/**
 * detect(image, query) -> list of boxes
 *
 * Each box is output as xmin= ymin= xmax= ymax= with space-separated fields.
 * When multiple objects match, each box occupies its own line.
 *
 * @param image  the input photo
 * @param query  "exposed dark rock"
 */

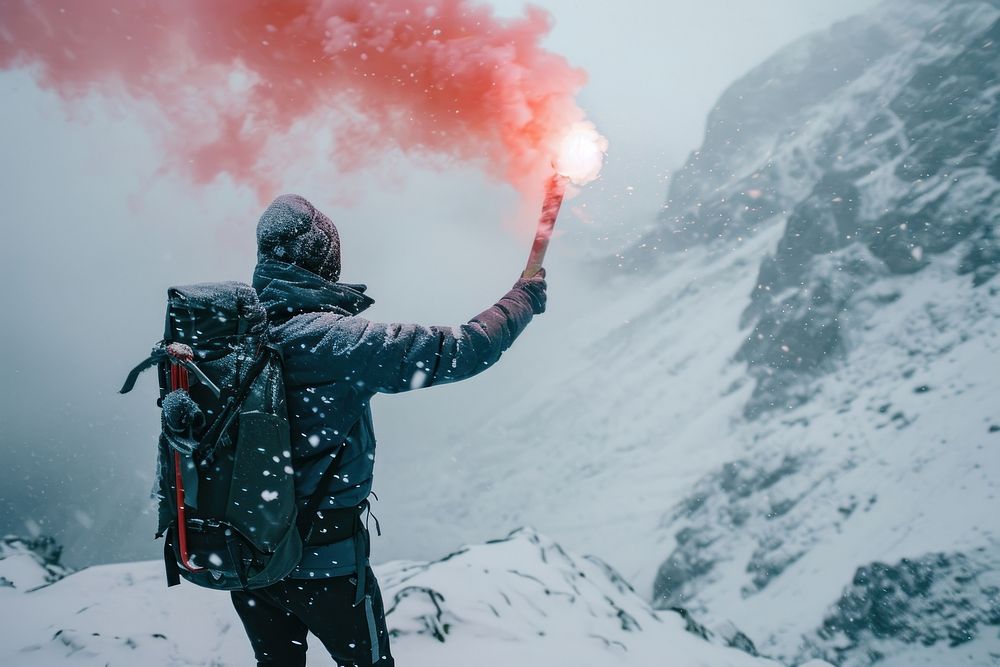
xmin=803 ymin=549 xmax=1000 ymax=666
xmin=2 ymin=535 xmax=61 ymax=567
xmin=959 ymin=222 xmax=1000 ymax=287
xmin=725 ymin=629 xmax=760 ymax=657
xmin=0 ymin=534 xmax=71 ymax=588
xmin=625 ymin=1 xmax=1000 ymax=417
xmin=653 ymin=528 xmax=718 ymax=607
xmin=670 ymin=606 xmax=712 ymax=642
xmin=670 ymin=607 xmax=762 ymax=658
xmin=744 ymin=538 xmax=805 ymax=594
xmin=654 ymin=454 xmax=812 ymax=606
xmin=718 ymin=456 xmax=802 ymax=499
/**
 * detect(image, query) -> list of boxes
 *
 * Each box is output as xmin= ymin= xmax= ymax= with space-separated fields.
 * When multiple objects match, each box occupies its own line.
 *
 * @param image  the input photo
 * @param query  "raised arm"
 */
xmin=279 ymin=273 xmax=547 ymax=393
xmin=373 ymin=272 xmax=547 ymax=393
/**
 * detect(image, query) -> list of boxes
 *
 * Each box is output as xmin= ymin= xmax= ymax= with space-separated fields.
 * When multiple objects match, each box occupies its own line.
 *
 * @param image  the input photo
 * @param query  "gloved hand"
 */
xmin=513 ymin=268 xmax=547 ymax=315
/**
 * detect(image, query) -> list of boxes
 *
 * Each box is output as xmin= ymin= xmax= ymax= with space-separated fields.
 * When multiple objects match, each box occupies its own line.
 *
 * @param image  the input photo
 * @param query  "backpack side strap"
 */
xmin=120 ymin=343 xmax=221 ymax=397
xmin=163 ymin=528 xmax=181 ymax=588
xmin=120 ymin=346 xmax=168 ymax=394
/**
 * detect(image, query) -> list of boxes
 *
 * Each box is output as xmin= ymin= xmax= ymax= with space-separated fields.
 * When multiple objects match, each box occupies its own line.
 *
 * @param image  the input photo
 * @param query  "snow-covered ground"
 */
xmin=0 ymin=530 xmax=798 ymax=667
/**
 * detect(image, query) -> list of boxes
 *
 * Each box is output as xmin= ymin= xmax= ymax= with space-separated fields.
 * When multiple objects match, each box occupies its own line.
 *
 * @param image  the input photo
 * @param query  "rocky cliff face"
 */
xmin=639 ymin=1 xmax=1000 ymax=664
xmin=804 ymin=549 xmax=1000 ymax=666
xmin=632 ymin=0 xmax=1000 ymax=419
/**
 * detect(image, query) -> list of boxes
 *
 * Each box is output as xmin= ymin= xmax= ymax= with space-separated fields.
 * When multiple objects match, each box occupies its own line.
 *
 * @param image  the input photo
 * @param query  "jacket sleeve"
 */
xmin=281 ymin=277 xmax=545 ymax=393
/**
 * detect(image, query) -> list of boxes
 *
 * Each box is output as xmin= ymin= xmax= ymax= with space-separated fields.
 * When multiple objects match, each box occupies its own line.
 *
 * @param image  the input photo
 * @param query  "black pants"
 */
xmin=231 ymin=568 xmax=394 ymax=667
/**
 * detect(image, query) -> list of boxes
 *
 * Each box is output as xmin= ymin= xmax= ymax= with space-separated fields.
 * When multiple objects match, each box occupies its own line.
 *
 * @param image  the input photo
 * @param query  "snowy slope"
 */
xmin=651 ymin=255 xmax=1000 ymax=664
xmin=0 ymin=530 xmax=795 ymax=667
xmin=379 ymin=1 xmax=1000 ymax=665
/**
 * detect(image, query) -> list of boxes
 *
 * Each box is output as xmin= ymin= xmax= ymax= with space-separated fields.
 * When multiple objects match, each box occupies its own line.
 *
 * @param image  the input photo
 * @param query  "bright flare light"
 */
xmin=553 ymin=121 xmax=608 ymax=185
xmin=521 ymin=121 xmax=606 ymax=278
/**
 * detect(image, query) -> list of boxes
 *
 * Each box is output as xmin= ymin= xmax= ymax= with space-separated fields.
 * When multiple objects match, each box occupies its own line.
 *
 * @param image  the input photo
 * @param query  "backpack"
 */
xmin=121 ymin=281 xmax=304 ymax=590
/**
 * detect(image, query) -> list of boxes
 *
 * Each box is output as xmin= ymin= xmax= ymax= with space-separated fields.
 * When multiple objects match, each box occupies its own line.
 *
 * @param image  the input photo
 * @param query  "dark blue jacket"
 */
xmin=251 ymin=261 xmax=544 ymax=576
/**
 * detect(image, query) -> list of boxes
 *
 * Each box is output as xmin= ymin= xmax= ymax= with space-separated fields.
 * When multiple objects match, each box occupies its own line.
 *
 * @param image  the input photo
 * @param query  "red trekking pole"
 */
xmin=167 ymin=342 xmax=204 ymax=573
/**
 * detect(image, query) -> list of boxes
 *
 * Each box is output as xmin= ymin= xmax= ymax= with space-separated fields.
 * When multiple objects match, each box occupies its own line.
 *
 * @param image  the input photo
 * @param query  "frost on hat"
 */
xmin=257 ymin=194 xmax=341 ymax=282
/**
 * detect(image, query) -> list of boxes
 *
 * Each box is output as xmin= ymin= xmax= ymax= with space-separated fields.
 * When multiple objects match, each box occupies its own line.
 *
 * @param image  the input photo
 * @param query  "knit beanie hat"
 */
xmin=256 ymin=194 xmax=341 ymax=282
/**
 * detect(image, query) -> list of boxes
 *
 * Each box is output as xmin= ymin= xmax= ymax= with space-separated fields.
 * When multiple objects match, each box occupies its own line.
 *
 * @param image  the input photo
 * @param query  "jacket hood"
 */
xmin=257 ymin=194 xmax=341 ymax=282
xmin=252 ymin=261 xmax=374 ymax=321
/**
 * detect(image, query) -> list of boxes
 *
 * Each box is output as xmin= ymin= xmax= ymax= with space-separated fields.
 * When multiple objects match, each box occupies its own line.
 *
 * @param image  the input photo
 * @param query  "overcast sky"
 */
xmin=0 ymin=0 xmax=880 ymax=567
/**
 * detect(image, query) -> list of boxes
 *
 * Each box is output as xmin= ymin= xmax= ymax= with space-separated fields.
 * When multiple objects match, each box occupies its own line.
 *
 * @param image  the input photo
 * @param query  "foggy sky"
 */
xmin=0 ymin=0 xmax=880 ymax=567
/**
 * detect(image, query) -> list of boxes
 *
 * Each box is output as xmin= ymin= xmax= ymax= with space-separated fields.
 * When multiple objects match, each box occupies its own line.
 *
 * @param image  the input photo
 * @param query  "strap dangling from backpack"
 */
xmin=163 ymin=529 xmax=181 ymax=588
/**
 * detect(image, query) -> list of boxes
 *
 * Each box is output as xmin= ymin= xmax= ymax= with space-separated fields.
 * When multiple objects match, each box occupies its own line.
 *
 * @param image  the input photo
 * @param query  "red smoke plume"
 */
xmin=0 ymin=0 xmax=600 ymax=199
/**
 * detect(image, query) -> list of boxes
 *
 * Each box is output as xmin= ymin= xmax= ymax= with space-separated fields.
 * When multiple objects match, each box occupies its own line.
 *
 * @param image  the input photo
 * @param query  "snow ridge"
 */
xmin=0 ymin=534 xmax=71 ymax=591
xmin=0 ymin=529 xmax=797 ymax=667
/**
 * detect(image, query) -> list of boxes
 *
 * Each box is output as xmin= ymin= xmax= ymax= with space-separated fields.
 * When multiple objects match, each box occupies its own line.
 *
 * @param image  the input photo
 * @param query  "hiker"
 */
xmin=229 ymin=194 xmax=547 ymax=666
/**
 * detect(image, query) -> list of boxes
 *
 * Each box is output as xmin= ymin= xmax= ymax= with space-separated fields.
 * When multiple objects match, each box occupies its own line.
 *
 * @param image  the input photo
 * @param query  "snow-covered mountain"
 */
xmin=8 ymin=1 xmax=995 ymax=665
xmin=0 ymin=530 xmax=798 ymax=667
xmin=633 ymin=0 xmax=1000 ymax=414
xmin=381 ymin=1 xmax=1000 ymax=665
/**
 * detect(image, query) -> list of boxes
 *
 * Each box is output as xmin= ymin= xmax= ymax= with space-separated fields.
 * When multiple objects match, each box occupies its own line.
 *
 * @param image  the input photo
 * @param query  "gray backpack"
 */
xmin=122 ymin=282 xmax=305 ymax=590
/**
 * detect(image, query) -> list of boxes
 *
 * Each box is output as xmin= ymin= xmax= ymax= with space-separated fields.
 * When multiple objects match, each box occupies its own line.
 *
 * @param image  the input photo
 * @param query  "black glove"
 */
xmin=513 ymin=268 xmax=547 ymax=315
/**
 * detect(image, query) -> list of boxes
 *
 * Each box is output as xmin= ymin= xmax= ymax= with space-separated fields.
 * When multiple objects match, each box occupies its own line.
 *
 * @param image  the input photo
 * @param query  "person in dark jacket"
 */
xmin=230 ymin=194 xmax=547 ymax=667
